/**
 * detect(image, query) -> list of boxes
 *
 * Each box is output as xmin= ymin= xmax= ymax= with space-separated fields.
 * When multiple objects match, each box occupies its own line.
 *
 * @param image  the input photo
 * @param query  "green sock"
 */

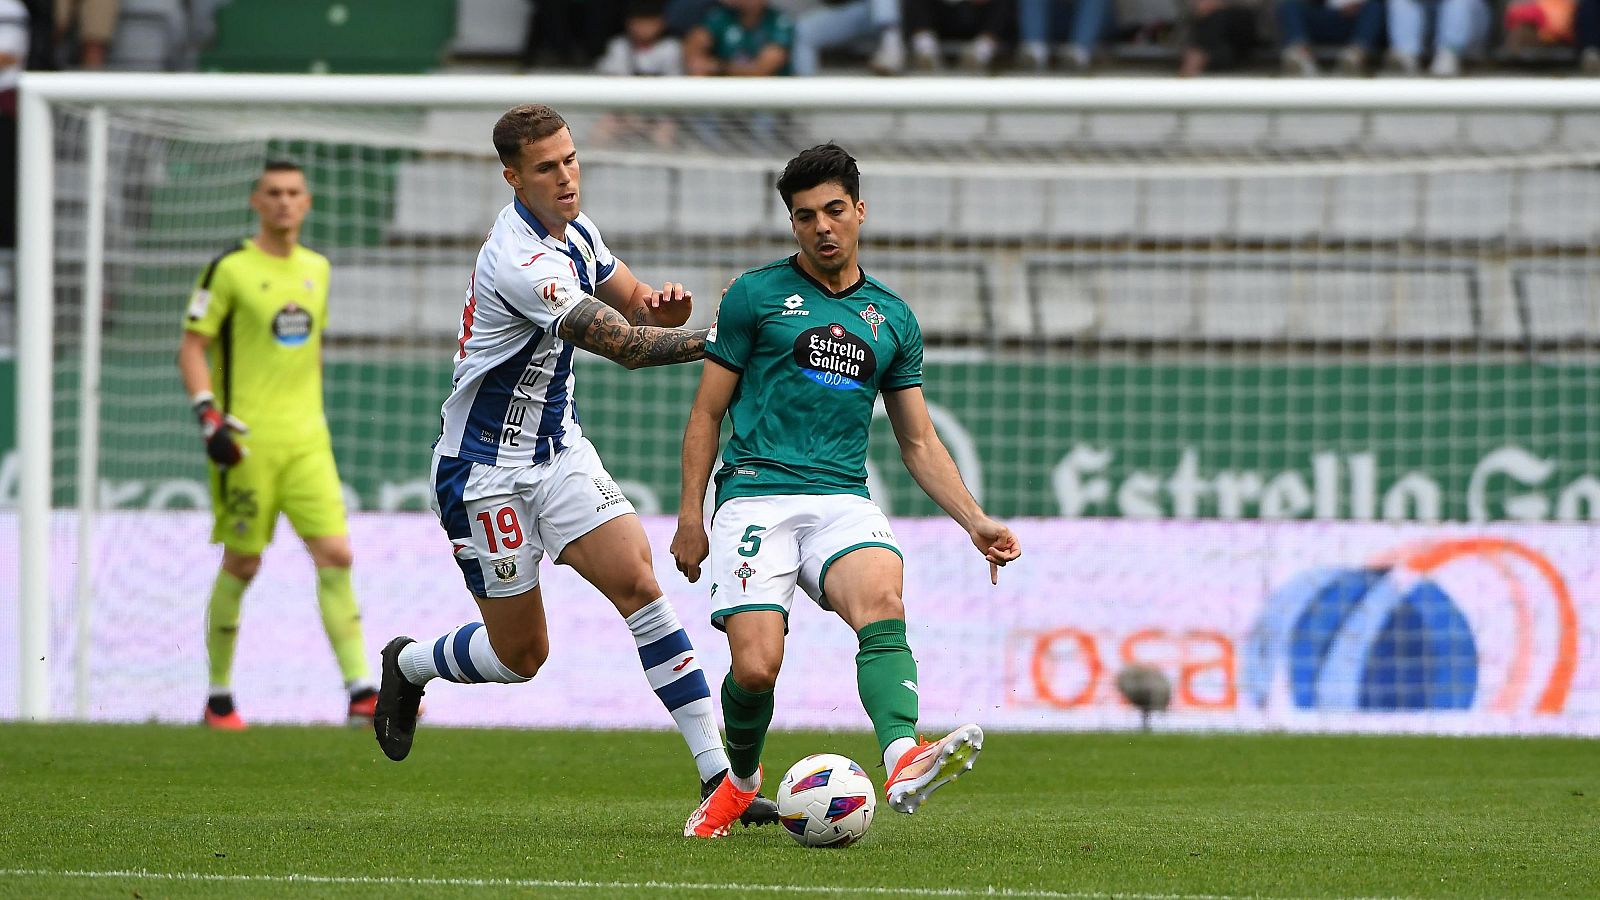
xmin=721 ymin=672 xmax=774 ymax=780
xmin=316 ymin=566 xmax=370 ymax=686
xmin=205 ymin=570 xmax=249 ymax=690
xmin=856 ymin=618 xmax=919 ymax=752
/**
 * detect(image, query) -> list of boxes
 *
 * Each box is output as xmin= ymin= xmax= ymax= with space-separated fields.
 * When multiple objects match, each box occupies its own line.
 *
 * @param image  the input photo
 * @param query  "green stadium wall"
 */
xmin=2 ymin=358 xmax=1596 ymax=522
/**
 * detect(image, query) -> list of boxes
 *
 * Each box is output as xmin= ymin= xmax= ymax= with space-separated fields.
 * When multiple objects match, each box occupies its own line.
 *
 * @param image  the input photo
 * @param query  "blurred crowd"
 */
xmin=550 ymin=0 xmax=1600 ymax=77
xmin=0 ymin=0 xmax=1591 ymax=85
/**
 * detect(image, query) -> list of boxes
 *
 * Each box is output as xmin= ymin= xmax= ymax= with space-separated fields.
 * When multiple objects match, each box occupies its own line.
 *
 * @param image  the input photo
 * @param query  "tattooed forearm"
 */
xmin=560 ymin=298 xmax=706 ymax=369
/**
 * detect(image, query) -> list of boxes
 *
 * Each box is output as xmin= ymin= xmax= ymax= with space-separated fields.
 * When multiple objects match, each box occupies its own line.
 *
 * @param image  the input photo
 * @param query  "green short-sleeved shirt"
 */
xmin=182 ymin=239 xmax=332 ymax=449
xmin=705 ymin=255 xmax=924 ymax=508
xmin=702 ymin=4 xmax=794 ymax=73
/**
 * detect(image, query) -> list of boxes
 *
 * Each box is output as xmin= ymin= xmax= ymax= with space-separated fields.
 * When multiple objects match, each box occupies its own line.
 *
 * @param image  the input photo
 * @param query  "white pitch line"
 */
xmin=0 ymin=868 xmax=1386 ymax=900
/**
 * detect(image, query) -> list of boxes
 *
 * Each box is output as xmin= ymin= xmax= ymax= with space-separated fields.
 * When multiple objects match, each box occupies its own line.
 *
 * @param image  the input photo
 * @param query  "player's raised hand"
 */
xmin=192 ymin=392 xmax=249 ymax=468
xmin=645 ymin=281 xmax=693 ymax=328
xmin=671 ymin=519 xmax=710 ymax=583
xmin=968 ymin=516 xmax=1020 ymax=585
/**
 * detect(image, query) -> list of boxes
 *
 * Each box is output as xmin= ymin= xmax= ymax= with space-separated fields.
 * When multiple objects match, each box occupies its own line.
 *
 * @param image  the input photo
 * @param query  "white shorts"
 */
xmin=707 ymin=493 xmax=901 ymax=630
xmin=431 ymin=436 xmax=636 ymax=598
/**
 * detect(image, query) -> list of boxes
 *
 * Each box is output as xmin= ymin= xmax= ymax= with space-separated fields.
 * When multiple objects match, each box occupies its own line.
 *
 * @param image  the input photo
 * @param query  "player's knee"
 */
xmin=224 ymin=554 xmax=262 ymax=582
xmin=320 ymin=545 xmax=354 ymax=569
xmin=611 ymin=568 xmax=665 ymax=616
xmin=731 ymin=656 xmax=781 ymax=694
xmin=866 ymin=590 xmax=905 ymax=623
xmin=501 ymin=638 xmax=548 ymax=679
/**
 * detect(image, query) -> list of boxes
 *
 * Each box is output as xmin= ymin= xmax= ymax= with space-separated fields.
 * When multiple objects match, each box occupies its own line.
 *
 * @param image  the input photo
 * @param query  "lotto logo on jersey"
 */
xmin=793 ymin=325 xmax=877 ymax=391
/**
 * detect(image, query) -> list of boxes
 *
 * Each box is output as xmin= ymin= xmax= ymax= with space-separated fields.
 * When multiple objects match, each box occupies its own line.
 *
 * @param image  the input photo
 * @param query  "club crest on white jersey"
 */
xmin=435 ymin=198 xmax=617 ymax=466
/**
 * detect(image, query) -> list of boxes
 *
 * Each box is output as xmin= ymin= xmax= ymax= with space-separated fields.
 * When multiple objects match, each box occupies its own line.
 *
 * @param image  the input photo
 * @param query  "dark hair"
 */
xmin=493 ymin=104 xmax=569 ymax=168
xmin=625 ymin=0 xmax=665 ymax=18
xmin=255 ymin=159 xmax=305 ymax=190
xmin=776 ymin=143 xmax=859 ymax=211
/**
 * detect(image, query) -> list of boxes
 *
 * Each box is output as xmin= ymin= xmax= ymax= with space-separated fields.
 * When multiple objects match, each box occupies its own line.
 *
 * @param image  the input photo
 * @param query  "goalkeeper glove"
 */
xmin=192 ymin=391 xmax=249 ymax=467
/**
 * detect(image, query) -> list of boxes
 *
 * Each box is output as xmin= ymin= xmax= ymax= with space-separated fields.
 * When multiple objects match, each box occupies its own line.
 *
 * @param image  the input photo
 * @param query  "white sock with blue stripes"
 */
xmin=627 ymin=598 xmax=729 ymax=782
xmin=397 ymin=622 xmax=529 ymax=686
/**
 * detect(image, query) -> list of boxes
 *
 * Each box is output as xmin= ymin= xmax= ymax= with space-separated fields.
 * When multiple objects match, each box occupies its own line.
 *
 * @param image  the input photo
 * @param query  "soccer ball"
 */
xmin=774 ymin=753 xmax=876 ymax=848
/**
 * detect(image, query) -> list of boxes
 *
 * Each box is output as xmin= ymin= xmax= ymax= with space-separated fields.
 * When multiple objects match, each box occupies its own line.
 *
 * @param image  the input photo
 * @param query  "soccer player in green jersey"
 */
xmin=673 ymin=143 xmax=1022 ymax=838
xmin=177 ymin=160 xmax=376 ymax=730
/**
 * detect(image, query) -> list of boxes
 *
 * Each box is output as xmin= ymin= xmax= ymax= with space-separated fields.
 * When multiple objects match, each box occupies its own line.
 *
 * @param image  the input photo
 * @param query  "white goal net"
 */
xmin=8 ymin=77 xmax=1599 ymax=733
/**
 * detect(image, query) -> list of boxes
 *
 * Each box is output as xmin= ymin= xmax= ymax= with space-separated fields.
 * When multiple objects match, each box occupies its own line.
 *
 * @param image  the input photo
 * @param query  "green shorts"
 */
xmin=210 ymin=441 xmax=347 ymax=554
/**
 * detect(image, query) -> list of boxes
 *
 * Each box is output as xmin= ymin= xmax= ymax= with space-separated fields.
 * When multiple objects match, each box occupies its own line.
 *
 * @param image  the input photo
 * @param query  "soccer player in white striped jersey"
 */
xmin=373 ymin=104 xmax=777 ymax=827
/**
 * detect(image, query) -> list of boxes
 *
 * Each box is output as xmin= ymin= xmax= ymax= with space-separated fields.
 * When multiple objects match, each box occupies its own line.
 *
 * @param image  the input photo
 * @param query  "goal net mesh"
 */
xmin=18 ymin=97 xmax=1600 ymax=728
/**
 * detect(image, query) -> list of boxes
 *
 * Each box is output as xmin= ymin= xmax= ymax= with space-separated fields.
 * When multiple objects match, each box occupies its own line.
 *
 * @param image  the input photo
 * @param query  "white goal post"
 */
xmin=12 ymin=74 xmax=1600 ymax=724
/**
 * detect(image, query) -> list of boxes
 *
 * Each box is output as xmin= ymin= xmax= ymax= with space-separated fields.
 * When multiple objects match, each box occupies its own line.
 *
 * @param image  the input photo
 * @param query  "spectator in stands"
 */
xmin=54 ymin=0 xmax=113 ymax=68
xmin=666 ymin=0 xmax=717 ymax=36
xmin=1017 ymin=0 xmax=1113 ymax=71
xmin=1385 ymin=0 xmax=1488 ymax=75
xmin=1277 ymin=0 xmax=1385 ymax=75
xmin=1502 ymin=0 xmax=1574 ymax=52
xmin=1581 ymin=0 xmax=1600 ymax=70
xmin=1 ymin=0 xmax=24 ymax=248
xmin=791 ymin=0 xmax=905 ymax=75
xmin=598 ymin=0 xmax=684 ymax=74
xmin=903 ymin=0 xmax=1014 ymax=72
xmin=683 ymin=0 xmax=794 ymax=75
xmin=522 ymin=0 xmax=623 ymax=68
xmin=22 ymin=0 xmax=48 ymax=68
xmin=1179 ymin=0 xmax=1261 ymax=74
xmin=594 ymin=0 xmax=682 ymax=146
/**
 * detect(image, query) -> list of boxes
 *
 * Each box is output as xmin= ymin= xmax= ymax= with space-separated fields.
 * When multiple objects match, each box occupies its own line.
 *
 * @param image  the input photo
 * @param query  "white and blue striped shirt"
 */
xmin=435 ymin=198 xmax=617 ymax=466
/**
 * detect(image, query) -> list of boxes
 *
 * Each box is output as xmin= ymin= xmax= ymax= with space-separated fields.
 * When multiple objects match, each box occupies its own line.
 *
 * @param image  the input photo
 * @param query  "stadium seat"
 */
xmin=201 ymin=0 xmax=455 ymax=73
xmin=1045 ymin=179 xmax=1140 ymax=239
xmin=1387 ymin=269 xmax=1479 ymax=340
xmin=1421 ymin=172 xmax=1514 ymax=243
xmin=866 ymin=260 xmax=989 ymax=344
xmin=389 ymin=159 xmax=510 ymax=240
xmin=1465 ymin=114 xmax=1554 ymax=151
xmin=963 ymin=178 xmax=1048 ymax=238
xmin=1183 ymin=114 xmax=1272 ymax=148
xmin=452 ymin=0 xmax=531 ymax=57
xmin=992 ymin=113 xmax=1084 ymax=145
xmin=1293 ymin=270 xmax=1398 ymax=342
xmin=1515 ymin=170 xmax=1600 ymax=246
xmin=578 ymin=164 xmax=674 ymax=237
xmin=329 ymin=255 xmax=467 ymax=339
xmin=1371 ymin=114 xmax=1461 ymax=149
xmin=1142 ymin=178 xmax=1231 ymax=241
xmin=893 ymin=112 xmax=991 ymax=145
xmin=1264 ymin=113 xmax=1364 ymax=150
xmin=866 ymin=175 xmax=956 ymax=239
xmin=675 ymin=168 xmax=777 ymax=238
xmin=1518 ymin=267 xmax=1600 ymax=341
xmin=1235 ymin=177 xmax=1327 ymax=242
xmin=1328 ymin=174 xmax=1420 ymax=242
xmin=1032 ymin=268 xmax=1097 ymax=340
xmin=1196 ymin=269 xmax=1293 ymax=340
xmin=1084 ymin=113 xmax=1182 ymax=145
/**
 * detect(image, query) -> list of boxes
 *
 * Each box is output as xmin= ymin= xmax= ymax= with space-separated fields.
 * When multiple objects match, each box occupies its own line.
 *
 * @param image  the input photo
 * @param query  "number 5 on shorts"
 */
xmin=738 ymin=524 xmax=766 ymax=557
xmin=475 ymin=506 xmax=525 ymax=554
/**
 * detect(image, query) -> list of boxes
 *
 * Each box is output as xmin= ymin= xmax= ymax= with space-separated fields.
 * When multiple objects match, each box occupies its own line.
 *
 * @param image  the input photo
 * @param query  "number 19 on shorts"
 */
xmin=475 ymin=506 xmax=524 ymax=554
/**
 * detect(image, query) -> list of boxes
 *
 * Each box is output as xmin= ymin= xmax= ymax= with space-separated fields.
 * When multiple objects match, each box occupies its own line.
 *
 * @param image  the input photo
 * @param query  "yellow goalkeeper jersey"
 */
xmin=182 ymin=239 xmax=332 ymax=448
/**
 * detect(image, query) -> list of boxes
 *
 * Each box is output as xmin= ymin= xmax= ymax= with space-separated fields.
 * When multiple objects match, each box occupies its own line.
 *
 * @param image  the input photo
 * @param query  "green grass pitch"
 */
xmin=0 ymin=724 xmax=1595 ymax=899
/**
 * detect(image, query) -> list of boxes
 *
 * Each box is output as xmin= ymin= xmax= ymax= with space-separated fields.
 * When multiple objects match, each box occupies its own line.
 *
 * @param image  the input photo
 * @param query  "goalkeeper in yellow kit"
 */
xmin=176 ymin=160 xmax=375 ymax=729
